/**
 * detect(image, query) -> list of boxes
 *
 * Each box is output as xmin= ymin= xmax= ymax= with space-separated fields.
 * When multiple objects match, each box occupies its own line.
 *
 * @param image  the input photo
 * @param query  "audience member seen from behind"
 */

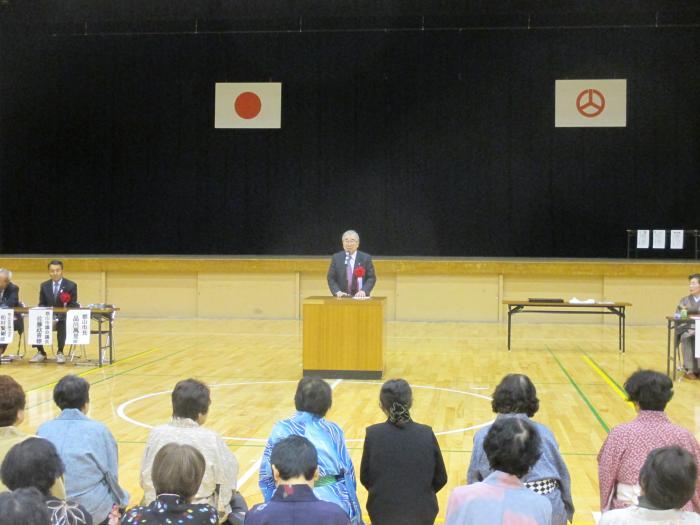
xmin=360 ymin=379 xmax=448 ymax=525
xmin=467 ymin=374 xmax=573 ymax=525
xmin=1 ymin=437 xmax=92 ymax=525
xmin=0 ymin=374 xmax=66 ymax=499
xmin=445 ymin=417 xmax=552 ymax=525
xmin=122 ymin=443 xmax=218 ymax=525
xmin=246 ymin=435 xmax=349 ymax=525
xmin=0 ymin=487 xmax=51 ymax=525
xmin=600 ymin=446 xmax=700 ymax=524
xmin=37 ymin=375 xmax=129 ymax=524
xmin=140 ymin=378 xmax=239 ymax=520
xmin=598 ymin=370 xmax=700 ymax=512
xmin=259 ymin=377 xmax=362 ymax=524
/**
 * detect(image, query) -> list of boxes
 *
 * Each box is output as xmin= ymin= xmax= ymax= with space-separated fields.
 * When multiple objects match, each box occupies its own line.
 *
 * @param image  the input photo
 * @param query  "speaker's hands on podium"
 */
xmin=355 ymin=290 xmax=367 ymax=298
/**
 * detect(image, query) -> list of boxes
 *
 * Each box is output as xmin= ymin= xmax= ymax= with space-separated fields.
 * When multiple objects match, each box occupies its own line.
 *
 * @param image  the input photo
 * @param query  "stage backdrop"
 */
xmin=0 ymin=3 xmax=698 ymax=257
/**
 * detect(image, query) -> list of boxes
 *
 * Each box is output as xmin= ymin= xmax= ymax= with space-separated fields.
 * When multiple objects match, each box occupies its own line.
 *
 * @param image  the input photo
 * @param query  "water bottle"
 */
xmin=681 ymin=307 xmax=688 ymax=320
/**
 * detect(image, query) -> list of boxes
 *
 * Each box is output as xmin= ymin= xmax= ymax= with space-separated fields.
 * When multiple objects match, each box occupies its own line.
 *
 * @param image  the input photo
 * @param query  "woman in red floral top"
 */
xmin=597 ymin=370 xmax=700 ymax=513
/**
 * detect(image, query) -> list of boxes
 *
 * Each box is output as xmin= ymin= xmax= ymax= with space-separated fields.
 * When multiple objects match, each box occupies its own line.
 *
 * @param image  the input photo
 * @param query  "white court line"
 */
xmin=236 ymin=378 xmax=344 ymax=490
xmin=237 ymin=460 xmax=262 ymax=490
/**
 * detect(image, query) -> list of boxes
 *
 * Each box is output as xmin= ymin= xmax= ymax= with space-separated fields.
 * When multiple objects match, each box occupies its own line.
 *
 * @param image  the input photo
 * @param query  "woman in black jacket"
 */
xmin=360 ymin=379 xmax=448 ymax=525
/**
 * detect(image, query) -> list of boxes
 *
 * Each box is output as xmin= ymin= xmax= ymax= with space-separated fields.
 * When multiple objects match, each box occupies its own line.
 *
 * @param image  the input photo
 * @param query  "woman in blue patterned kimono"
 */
xmin=467 ymin=374 xmax=574 ymax=525
xmin=259 ymin=378 xmax=363 ymax=525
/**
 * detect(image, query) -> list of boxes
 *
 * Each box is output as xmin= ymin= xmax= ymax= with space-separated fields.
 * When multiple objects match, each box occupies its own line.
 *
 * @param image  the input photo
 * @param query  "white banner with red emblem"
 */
xmin=555 ymin=79 xmax=627 ymax=128
xmin=28 ymin=308 xmax=53 ymax=346
xmin=215 ymin=83 xmax=282 ymax=129
xmin=0 ymin=309 xmax=14 ymax=345
xmin=65 ymin=309 xmax=91 ymax=345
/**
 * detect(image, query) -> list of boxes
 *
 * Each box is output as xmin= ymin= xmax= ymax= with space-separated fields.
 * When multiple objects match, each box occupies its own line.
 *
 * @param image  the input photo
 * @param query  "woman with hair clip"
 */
xmin=360 ymin=379 xmax=448 ymax=525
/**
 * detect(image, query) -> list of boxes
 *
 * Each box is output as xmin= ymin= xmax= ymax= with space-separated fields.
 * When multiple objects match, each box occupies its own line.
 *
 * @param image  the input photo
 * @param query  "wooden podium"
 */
xmin=302 ymin=296 xmax=385 ymax=379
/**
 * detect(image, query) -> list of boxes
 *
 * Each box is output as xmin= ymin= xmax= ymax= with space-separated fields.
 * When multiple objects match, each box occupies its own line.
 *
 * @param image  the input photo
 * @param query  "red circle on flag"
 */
xmin=234 ymin=92 xmax=262 ymax=119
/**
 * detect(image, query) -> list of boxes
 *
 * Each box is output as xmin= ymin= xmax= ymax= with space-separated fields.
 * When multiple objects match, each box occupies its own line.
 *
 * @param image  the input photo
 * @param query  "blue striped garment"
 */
xmin=258 ymin=411 xmax=363 ymax=525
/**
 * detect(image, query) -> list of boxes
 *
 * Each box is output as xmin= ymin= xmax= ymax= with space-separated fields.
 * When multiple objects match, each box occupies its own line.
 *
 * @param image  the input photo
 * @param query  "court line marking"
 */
xmin=546 ymin=346 xmax=610 ymax=433
xmin=236 ymin=378 xmax=344 ymax=490
xmin=25 ymin=345 xmax=199 ymax=411
xmin=581 ymin=355 xmax=635 ymax=410
xmin=116 ymin=380 xmax=493 ymax=442
xmin=24 ymin=345 xmax=167 ymax=395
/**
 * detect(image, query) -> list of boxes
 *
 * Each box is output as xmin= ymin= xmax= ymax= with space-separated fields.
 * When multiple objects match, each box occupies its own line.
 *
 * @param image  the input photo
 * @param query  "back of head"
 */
xmin=1 ymin=437 xmax=65 ymax=496
xmin=152 ymin=443 xmax=206 ymax=502
xmin=379 ymin=379 xmax=413 ymax=427
xmin=0 ymin=375 xmax=26 ymax=427
xmin=640 ymin=446 xmax=697 ymax=510
xmin=172 ymin=378 xmax=211 ymax=420
xmin=491 ymin=374 xmax=539 ymax=417
xmin=53 ymin=375 xmax=90 ymax=411
xmin=0 ymin=488 xmax=50 ymax=525
xmin=270 ymin=435 xmax=318 ymax=482
xmin=484 ymin=417 xmax=542 ymax=478
xmin=624 ymin=370 xmax=673 ymax=411
xmin=294 ymin=377 xmax=332 ymax=418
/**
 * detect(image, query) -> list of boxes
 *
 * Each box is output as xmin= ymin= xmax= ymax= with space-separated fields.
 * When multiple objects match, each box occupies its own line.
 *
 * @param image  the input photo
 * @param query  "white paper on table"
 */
xmin=65 ymin=309 xmax=91 ymax=345
xmin=28 ymin=307 xmax=53 ymax=346
xmin=569 ymin=298 xmax=596 ymax=304
xmin=652 ymin=229 xmax=666 ymax=249
xmin=636 ymin=229 xmax=649 ymax=249
xmin=670 ymin=229 xmax=684 ymax=249
xmin=0 ymin=309 xmax=14 ymax=345
xmin=695 ymin=320 xmax=699 ymax=359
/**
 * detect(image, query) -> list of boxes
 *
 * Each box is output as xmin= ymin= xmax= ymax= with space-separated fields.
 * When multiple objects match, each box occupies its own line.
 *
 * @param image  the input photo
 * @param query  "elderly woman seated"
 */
xmin=446 ymin=417 xmax=552 ymax=525
xmin=0 ymin=375 xmax=65 ymax=498
xmin=37 ymin=375 xmax=129 ymax=524
xmin=600 ymin=446 xmax=700 ymax=524
xmin=1 ymin=437 xmax=92 ymax=525
xmin=259 ymin=377 xmax=363 ymax=525
xmin=467 ymin=374 xmax=573 ymax=525
xmin=123 ymin=443 xmax=218 ymax=525
xmin=598 ymin=370 xmax=700 ymax=512
xmin=0 ymin=488 xmax=51 ymax=525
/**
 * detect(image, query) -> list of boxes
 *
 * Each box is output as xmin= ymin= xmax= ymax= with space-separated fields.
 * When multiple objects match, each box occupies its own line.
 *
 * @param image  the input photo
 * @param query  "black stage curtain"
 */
xmin=0 ymin=26 xmax=698 ymax=256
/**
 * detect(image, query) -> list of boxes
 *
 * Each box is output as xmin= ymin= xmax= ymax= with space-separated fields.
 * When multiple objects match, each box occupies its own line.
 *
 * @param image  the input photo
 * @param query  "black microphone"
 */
xmin=344 ymin=251 xmax=350 ymax=266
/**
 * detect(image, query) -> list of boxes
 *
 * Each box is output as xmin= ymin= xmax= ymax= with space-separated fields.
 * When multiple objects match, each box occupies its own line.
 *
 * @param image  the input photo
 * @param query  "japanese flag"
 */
xmin=555 ymin=79 xmax=626 ymax=128
xmin=215 ymin=83 xmax=282 ymax=129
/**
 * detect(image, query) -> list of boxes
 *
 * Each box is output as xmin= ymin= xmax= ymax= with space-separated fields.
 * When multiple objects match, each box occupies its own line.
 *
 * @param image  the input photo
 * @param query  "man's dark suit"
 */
xmin=36 ymin=278 xmax=79 ymax=353
xmin=0 ymin=282 xmax=24 ymax=351
xmin=327 ymin=250 xmax=376 ymax=296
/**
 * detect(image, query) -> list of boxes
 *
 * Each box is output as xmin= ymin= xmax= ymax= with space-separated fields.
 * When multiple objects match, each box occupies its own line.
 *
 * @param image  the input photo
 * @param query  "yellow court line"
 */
xmin=25 ymin=346 xmax=163 ymax=394
xmin=582 ymin=355 xmax=635 ymax=410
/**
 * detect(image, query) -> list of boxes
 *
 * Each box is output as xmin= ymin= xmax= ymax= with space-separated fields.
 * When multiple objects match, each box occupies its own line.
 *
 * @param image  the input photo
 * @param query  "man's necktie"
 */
xmin=346 ymin=258 xmax=353 ymax=294
xmin=53 ymin=282 xmax=59 ymax=298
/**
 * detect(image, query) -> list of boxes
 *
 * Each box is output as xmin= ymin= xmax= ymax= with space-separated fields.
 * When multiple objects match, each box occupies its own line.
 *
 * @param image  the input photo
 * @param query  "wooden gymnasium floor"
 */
xmin=4 ymin=319 xmax=696 ymax=524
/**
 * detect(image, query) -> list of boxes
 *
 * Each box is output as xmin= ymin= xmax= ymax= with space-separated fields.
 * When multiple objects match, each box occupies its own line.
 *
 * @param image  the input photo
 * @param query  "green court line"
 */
xmin=27 ymin=346 xmax=192 ymax=411
xmin=546 ymin=346 xmax=609 ymax=433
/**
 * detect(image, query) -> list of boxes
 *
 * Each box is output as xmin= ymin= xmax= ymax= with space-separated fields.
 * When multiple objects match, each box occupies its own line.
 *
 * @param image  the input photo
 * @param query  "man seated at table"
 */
xmin=327 ymin=230 xmax=376 ymax=298
xmin=678 ymin=273 xmax=700 ymax=380
xmin=29 ymin=260 xmax=79 ymax=364
xmin=0 ymin=269 xmax=23 ymax=361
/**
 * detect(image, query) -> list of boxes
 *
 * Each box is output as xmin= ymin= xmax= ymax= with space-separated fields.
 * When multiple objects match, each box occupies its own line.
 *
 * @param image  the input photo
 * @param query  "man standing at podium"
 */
xmin=327 ymin=230 xmax=376 ymax=298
